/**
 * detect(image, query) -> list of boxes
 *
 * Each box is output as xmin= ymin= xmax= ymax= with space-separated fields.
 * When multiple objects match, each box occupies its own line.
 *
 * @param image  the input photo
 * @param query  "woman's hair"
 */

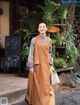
xmin=38 ymin=23 xmax=47 ymax=28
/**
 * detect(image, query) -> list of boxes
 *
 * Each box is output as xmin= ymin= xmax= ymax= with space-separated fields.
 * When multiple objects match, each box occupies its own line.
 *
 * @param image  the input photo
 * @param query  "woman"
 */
xmin=25 ymin=23 xmax=55 ymax=105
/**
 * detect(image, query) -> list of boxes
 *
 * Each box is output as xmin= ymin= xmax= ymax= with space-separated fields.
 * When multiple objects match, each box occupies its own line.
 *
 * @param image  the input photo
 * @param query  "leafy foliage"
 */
xmin=54 ymin=57 xmax=66 ymax=69
xmin=14 ymin=29 xmax=38 ymax=61
xmin=14 ymin=0 xmax=79 ymax=69
xmin=37 ymin=0 xmax=61 ymax=26
xmin=64 ymin=30 xmax=79 ymax=66
xmin=14 ymin=8 xmax=43 ymax=61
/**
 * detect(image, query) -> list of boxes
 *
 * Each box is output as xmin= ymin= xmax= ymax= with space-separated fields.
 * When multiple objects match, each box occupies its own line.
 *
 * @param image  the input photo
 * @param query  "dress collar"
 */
xmin=39 ymin=34 xmax=47 ymax=39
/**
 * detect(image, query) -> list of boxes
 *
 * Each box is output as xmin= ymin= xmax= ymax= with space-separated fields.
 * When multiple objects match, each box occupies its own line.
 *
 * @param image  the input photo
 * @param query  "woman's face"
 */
xmin=38 ymin=23 xmax=47 ymax=34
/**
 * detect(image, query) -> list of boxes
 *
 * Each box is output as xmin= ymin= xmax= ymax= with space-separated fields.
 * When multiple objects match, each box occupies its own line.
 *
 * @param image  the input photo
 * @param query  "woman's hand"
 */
xmin=30 ymin=67 xmax=34 ymax=73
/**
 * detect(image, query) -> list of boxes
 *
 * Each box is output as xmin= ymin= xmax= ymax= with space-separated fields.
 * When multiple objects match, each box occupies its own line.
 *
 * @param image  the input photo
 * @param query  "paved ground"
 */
xmin=0 ymin=73 xmax=80 ymax=105
xmin=18 ymin=91 xmax=80 ymax=105
xmin=0 ymin=73 xmax=28 ymax=96
xmin=55 ymin=91 xmax=80 ymax=105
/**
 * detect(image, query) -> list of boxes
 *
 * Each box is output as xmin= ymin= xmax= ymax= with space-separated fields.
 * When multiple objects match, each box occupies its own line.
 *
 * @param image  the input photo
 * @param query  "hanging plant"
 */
xmin=0 ymin=8 xmax=3 ymax=15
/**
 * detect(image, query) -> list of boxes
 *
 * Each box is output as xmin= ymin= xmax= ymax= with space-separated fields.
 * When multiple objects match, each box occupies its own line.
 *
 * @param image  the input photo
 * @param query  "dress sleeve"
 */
xmin=27 ymin=38 xmax=35 ymax=69
xmin=49 ymin=42 xmax=53 ymax=66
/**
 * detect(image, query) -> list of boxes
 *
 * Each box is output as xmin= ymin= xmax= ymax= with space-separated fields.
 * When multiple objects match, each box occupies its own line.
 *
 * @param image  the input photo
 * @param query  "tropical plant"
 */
xmin=14 ymin=9 xmax=42 ymax=61
xmin=52 ymin=33 xmax=65 ymax=46
xmin=14 ymin=28 xmax=36 ymax=61
xmin=64 ymin=29 xmax=79 ymax=66
xmin=57 ymin=5 xmax=68 ymax=24
xmin=37 ymin=0 xmax=68 ymax=27
xmin=37 ymin=0 xmax=61 ymax=27
xmin=21 ymin=41 xmax=29 ymax=61
xmin=18 ymin=0 xmax=68 ymax=62
xmin=54 ymin=57 xmax=66 ymax=69
xmin=14 ymin=0 xmax=79 ymax=70
xmin=51 ymin=27 xmax=80 ymax=69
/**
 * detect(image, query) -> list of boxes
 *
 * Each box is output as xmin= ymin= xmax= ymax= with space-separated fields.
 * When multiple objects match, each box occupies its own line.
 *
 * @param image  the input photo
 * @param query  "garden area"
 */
xmin=14 ymin=0 xmax=80 ymax=91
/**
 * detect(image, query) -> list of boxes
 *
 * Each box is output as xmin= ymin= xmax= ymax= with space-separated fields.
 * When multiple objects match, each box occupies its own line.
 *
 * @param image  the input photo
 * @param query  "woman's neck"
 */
xmin=39 ymin=33 xmax=46 ymax=37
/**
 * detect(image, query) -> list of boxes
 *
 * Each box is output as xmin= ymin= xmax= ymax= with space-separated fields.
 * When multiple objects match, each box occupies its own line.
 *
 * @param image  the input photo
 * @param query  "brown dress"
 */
xmin=25 ymin=36 xmax=55 ymax=105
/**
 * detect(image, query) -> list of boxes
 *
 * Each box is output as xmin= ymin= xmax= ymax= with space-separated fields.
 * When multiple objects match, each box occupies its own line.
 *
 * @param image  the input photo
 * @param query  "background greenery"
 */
xmin=14 ymin=0 xmax=79 ymax=70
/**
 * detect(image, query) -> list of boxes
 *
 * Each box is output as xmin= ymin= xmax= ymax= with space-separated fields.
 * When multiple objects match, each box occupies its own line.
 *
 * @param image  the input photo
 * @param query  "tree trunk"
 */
xmin=67 ymin=4 xmax=75 ymax=30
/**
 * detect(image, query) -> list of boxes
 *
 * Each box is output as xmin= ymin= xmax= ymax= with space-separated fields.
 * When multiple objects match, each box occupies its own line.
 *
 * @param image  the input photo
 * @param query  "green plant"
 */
xmin=21 ymin=41 xmax=29 ymax=61
xmin=52 ymin=33 xmax=65 ymax=46
xmin=37 ymin=0 xmax=61 ymax=27
xmin=14 ymin=0 xmax=79 ymax=69
xmin=17 ymin=0 xmax=68 ymax=62
xmin=56 ymin=5 xmax=68 ymax=24
xmin=64 ymin=29 xmax=79 ymax=66
xmin=37 ymin=0 xmax=68 ymax=27
xmin=54 ymin=57 xmax=66 ymax=69
xmin=14 ymin=28 xmax=37 ymax=61
xmin=14 ymin=8 xmax=42 ymax=61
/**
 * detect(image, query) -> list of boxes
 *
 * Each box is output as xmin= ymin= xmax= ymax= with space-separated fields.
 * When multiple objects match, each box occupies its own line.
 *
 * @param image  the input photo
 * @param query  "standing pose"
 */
xmin=25 ymin=23 xmax=55 ymax=105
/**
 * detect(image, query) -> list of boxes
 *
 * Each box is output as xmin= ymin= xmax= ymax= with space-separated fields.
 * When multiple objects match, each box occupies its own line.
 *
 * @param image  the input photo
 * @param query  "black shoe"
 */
xmin=25 ymin=98 xmax=29 ymax=105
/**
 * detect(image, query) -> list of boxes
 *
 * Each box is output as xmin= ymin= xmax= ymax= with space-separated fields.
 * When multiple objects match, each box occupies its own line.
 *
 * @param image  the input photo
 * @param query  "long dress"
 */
xmin=25 ymin=35 xmax=55 ymax=105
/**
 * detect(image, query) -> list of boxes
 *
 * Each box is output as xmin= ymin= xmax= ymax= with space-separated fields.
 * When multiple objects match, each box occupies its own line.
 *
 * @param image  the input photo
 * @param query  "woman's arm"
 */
xmin=49 ymin=42 xmax=53 ymax=66
xmin=27 ymin=38 xmax=35 ymax=72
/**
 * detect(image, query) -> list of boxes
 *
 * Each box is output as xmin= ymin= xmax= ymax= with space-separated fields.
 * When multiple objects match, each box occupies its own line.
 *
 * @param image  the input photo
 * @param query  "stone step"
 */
xmin=0 ymin=73 xmax=28 ymax=105
xmin=0 ymin=88 xmax=26 ymax=105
